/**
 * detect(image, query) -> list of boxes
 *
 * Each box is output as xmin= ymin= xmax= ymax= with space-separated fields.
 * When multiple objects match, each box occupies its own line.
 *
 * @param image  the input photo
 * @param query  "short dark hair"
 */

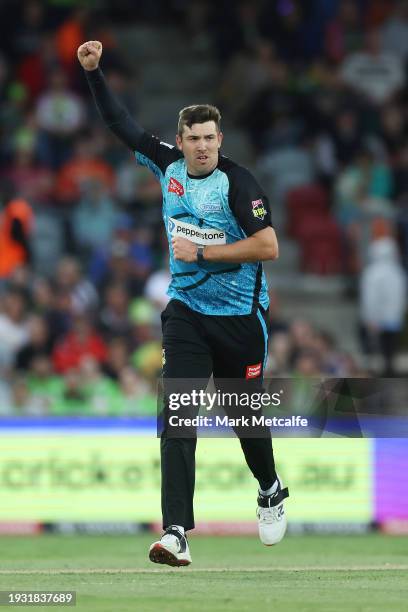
xmin=178 ymin=104 xmax=221 ymax=137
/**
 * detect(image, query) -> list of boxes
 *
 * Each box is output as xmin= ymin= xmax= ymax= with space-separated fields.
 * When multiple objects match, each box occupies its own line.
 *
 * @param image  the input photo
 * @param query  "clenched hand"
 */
xmin=77 ymin=40 xmax=103 ymax=71
xmin=171 ymin=238 xmax=198 ymax=262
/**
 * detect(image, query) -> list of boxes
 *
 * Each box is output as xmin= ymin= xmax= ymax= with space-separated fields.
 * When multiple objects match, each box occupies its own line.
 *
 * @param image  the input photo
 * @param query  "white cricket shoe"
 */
xmin=149 ymin=526 xmax=192 ymax=567
xmin=257 ymin=476 xmax=289 ymax=546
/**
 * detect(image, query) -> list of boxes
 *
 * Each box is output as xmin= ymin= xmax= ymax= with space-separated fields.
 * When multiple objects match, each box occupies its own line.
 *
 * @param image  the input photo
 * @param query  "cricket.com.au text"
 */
xmin=167 ymin=390 xmax=308 ymax=428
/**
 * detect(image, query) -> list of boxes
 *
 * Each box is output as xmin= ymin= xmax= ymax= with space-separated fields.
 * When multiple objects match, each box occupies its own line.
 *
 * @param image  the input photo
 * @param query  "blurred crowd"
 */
xmin=0 ymin=0 xmax=408 ymax=416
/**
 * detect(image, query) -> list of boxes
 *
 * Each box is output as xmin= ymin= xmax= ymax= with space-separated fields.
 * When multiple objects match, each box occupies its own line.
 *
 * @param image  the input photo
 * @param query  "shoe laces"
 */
xmin=161 ymin=533 xmax=181 ymax=550
xmin=257 ymin=504 xmax=284 ymax=523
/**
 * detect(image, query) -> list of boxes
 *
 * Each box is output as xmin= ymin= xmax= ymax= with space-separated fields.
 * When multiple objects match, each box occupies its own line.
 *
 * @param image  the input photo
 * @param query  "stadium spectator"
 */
xmin=288 ymin=319 xmax=315 ymax=366
xmin=127 ymin=224 xmax=155 ymax=289
xmin=208 ymin=0 xmax=262 ymax=64
xmin=27 ymin=354 xmax=63 ymax=414
xmin=9 ymin=0 xmax=46 ymax=64
xmin=329 ymin=107 xmax=364 ymax=168
xmin=119 ymin=164 xmax=162 ymax=223
xmin=105 ymin=68 xmax=138 ymax=119
xmin=310 ymin=329 xmax=352 ymax=376
xmin=36 ymin=68 xmax=86 ymax=169
xmin=360 ymin=236 xmax=407 ymax=376
xmin=118 ymin=366 xmax=156 ymax=415
xmin=116 ymin=158 xmax=147 ymax=207
xmin=0 ymin=74 xmax=30 ymax=162
xmin=3 ymin=144 xmax=54 ymax=206
xmin=240 ymin=57 xmax=295 ymax=154
xmin=9 ymin=109 xmax=39 ymax=162
xmin=55 ymin=132 xmax=114 ymax=204
xmin=131 ymin=340 xmax=162 ymax=384
xmin=325 ymin=0 xmax=363 ymax=63
xmin=266 ymin=331 xmax=292 ymax=376
xmin=0 ymin=287 xmax=29 ymax=376
xmin=217 ymin=40 xmax=277 ymax=123
xmin=31 ymin=277 xmax=54 ymax=314
xmin=52 ymin=312 xmax=107 ymax=374
xmin=340 ymin=29 xmax=405 ymax=105
xmin=88 ymin=219 xmax=154 ymax=295
xmin=256 ymin=138 xmax=315 ymax=208
xmin=334 ymin=147 xmax=394 ymax=271
xmin=0 ymin=51 xmax=7 ymax=97
xmin=335 ymin=148 xmax=394 ymax=228
xmin=6 ymin=374 xmax=45 ymax=416
xmin=55 ymin=7 xmax=89 ymax=78
xmin=15 ymin=313 xmax=53 ymax=371
xmin=98 ymin=282 xmax=132 ymax=339
xmin=0 ymin=378 xmax=13 ymax=415
xmin=377 ymin=104 xmax=407 ymax=160
xmin=267 ymin=289 xmax=288 ymax=336
xmin=393 ymin=145 xmax=408 ymax=269
xmin=381 ymin=0 xmax=408 ymax=61
xmin=366 ymin=0 xmax=396 ymax=27
xmin=79 ymin=356 xmax=121 ymax=416
xmin=102 ymin=336 xmax=131 ymax=381
xmin=393 ymin=145 xmax=408 ymax=204
xmin=40 ymin=288 xmax=72 ymax=346
xmin=72 ymin=178 xmax=116 ymax=255
xmin=144 ymin=264 xmax=171 ymax=310
xmin=0 ymin=197 xmax=34 ymax=280
xmin=17 ymin=33 xmax=59 ymax=101
xmin=258 ymin=0 xmax=306 ymax=63
xmin=293 ymin=348 xmax=322 ymax=377
xmin=89 ymin=238 xmax=131 ymax=292
xmin=54 ymin=256 xmax=98 ymax=314
xmin=51 ymin=368 xmax=87 ymax=415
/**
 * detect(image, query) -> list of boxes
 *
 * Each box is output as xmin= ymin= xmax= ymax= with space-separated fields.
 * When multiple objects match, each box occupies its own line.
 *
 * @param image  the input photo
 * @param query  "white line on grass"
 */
xmin=0 ymin=566 xmax=407 ymax=574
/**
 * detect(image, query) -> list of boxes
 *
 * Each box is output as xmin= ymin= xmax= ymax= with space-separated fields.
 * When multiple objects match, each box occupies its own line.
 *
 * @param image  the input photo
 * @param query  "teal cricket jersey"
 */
xmin=135 ymin=133 xmax=272 ymax=315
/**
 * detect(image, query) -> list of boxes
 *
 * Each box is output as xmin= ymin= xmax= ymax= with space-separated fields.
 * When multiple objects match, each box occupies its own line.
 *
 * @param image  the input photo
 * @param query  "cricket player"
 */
xmin=78 ymin=40 xmax=289 ymax=567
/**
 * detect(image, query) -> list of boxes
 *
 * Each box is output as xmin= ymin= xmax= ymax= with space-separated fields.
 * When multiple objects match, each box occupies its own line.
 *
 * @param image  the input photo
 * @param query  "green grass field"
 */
xmin=0 ymin=533 xmax=407 ymax=611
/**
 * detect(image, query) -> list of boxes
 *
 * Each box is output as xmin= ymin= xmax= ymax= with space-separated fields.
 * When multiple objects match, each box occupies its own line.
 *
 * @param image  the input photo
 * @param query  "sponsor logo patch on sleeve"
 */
xmin=251 ymin=199 xmax=266 ymax=221
xmin=168 ymin=177 xmax=185 ymax=196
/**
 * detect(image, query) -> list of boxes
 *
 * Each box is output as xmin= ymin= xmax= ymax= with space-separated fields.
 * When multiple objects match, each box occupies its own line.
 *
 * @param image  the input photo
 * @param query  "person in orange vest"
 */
xmin=0 ymin=196 xmax=34 ymax=279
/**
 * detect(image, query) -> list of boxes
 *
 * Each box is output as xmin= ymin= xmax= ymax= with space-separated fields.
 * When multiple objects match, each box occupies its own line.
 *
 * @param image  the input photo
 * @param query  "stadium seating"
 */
xmin=297 ymin=213 xmax=344 ymax=275
xmin=286 ymin=184 xmax=330 ymax=240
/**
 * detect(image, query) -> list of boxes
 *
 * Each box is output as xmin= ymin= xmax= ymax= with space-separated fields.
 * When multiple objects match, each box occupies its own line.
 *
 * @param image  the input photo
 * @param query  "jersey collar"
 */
xmin=187 ymin=154 xmax=221 ymax=180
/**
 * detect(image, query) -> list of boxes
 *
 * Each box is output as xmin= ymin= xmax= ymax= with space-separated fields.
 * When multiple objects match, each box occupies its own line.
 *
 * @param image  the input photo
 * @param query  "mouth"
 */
xmin=196 ymin=155 xmax=208 ymax=162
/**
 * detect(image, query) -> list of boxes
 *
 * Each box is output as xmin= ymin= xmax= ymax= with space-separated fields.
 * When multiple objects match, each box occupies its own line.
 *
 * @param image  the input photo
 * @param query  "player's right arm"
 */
xmin=77 ymin=40 xmax=181 ymax=172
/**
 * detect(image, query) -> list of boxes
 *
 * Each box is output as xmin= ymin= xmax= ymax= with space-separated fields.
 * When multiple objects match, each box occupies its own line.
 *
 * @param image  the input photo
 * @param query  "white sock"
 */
xmin=260 ymin=479 xmax=278 ymax=496
xmin=171 ymin=525 xmax=185 ymax=535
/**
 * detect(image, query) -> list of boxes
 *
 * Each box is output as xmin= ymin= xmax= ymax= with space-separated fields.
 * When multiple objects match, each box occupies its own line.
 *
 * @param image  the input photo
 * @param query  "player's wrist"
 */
xmin=196 ymin=245 xmax=206 ymax=263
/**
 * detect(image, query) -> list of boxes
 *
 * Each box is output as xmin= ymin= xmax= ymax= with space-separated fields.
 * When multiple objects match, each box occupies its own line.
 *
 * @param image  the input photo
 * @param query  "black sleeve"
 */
xmin=227 ymin=166 xmax=273 ymax=236
xmin=85 ymin=68 xmax=181 ymax=174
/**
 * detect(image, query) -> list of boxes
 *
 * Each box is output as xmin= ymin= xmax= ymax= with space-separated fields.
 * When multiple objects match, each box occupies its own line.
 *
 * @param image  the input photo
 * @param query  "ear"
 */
xmin=218 ymin=131 xmax=223 ymax=149
xmin=176 ymin=134 xmax=182 ymax=151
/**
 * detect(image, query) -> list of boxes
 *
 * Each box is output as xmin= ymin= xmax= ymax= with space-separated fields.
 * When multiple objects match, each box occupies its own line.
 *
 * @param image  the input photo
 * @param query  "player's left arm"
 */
xmin=202 ymin=226 xmax=278 ymax=263
xmin=172 ymin=226 xmax=278 ymax=263
xmin=172 ymin=166 xmax=278 ymax=263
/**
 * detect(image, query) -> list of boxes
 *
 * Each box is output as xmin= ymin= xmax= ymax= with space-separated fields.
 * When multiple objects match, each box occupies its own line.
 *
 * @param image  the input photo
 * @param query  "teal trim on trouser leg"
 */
xmin=256 ymin=309 xmax=268 ymax=372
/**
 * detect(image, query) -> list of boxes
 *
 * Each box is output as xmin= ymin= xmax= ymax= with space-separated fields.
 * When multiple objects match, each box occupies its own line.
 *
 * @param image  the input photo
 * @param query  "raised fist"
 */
xmin=77 ymin=40 xmax=103 ymax=71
